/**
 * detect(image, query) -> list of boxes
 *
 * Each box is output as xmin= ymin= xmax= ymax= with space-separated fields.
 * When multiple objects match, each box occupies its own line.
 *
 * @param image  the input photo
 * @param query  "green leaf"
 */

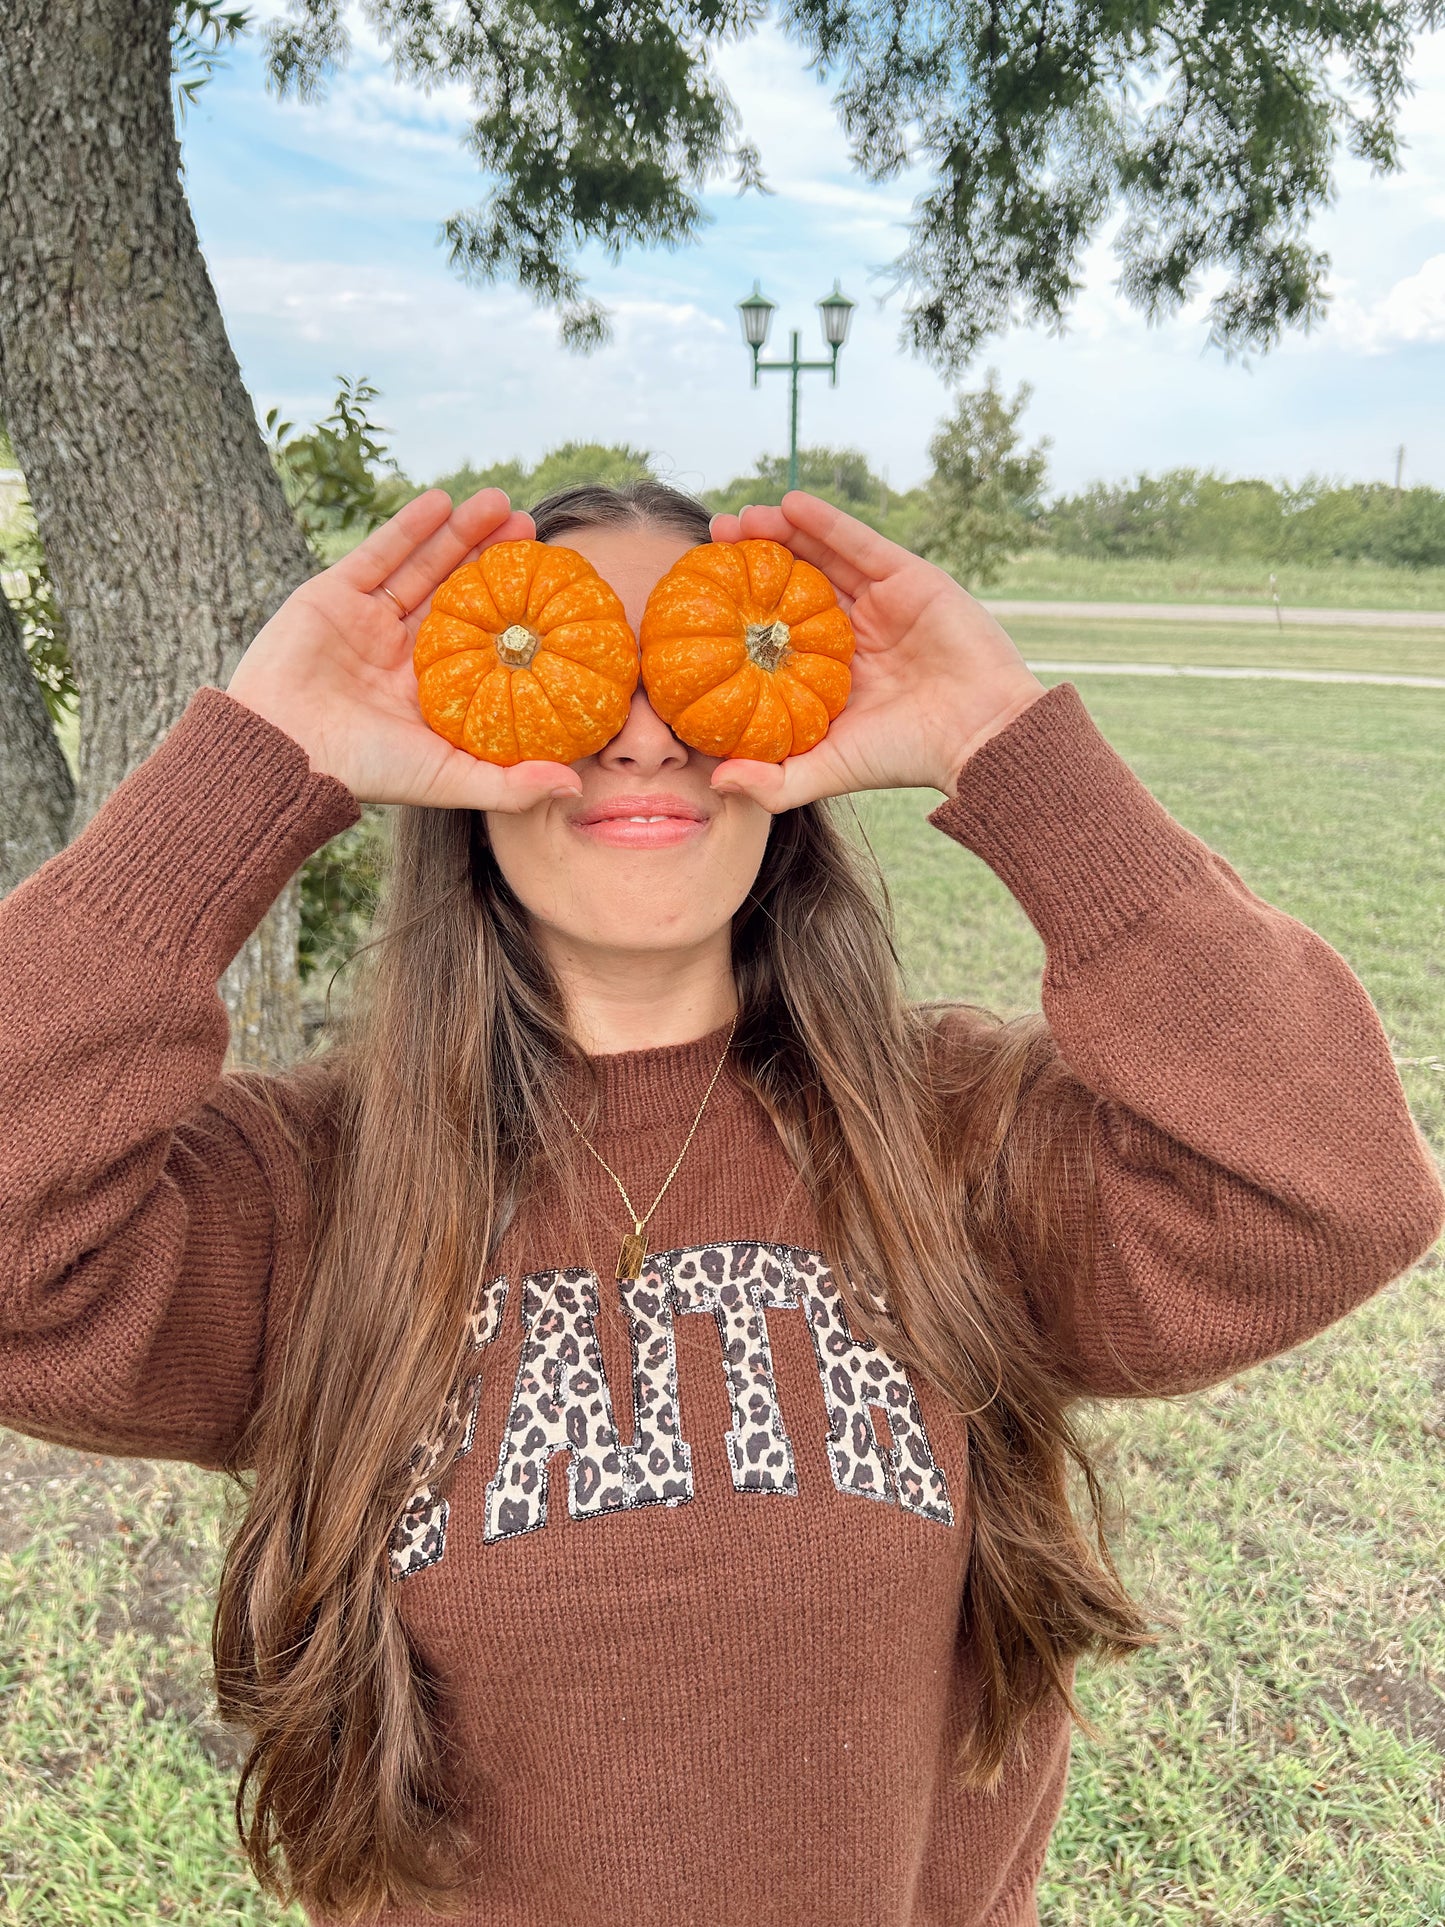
xmin=170 ymin=1 xmax=253 ymax=124
xmin=1 ymin=517 xmax=78 ymax=728
xmin=264 ymin=374 xmax=410 ymax=557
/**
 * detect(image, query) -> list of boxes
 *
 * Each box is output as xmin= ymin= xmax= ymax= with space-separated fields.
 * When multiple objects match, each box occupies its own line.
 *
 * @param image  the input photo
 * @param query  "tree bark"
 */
xmin=0 ymin=585 xmax=74 ymax=892
xmin=0 ymin=0 xmax=318 ymax=1068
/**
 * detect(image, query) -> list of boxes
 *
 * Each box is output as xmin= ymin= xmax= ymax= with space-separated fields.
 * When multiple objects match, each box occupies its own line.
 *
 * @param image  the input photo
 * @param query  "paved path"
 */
xmin=1024 ymin=658 xmax=1445 ymax=689
xmin=986 ymin=598 xmax=1445 ymax=630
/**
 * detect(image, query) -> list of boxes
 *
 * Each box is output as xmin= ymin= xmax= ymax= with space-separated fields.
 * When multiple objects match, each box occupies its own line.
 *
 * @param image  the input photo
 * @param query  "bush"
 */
xmin=434 ymin=442 xmax=655 ymax=512
xmin=266 ymin=374 xmax=420 ymax=561
xmin=916 ymin=372 xmax=1049 ymax=588
xmin=1046 ymin=467 xmax=1445 ymax=569
xmin=706 ymin=445 xmax=896 ymax=526
xmin=1280 ymin=481 xmax=1445 ymax=568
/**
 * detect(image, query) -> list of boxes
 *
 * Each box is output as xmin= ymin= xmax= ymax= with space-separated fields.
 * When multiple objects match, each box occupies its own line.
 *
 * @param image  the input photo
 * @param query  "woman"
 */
xmin=0 ymin=477 xmax=1439 ymax=1927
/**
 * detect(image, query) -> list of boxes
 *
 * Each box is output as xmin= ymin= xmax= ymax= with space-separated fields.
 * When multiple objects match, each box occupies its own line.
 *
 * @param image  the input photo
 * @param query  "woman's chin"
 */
xmin=533 ymin=883 xmax=741 ymax=957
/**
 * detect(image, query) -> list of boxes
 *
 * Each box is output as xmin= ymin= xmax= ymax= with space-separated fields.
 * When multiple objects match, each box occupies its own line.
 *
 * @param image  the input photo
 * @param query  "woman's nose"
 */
xmin=596 ymin=687 xmax=689 ymax=771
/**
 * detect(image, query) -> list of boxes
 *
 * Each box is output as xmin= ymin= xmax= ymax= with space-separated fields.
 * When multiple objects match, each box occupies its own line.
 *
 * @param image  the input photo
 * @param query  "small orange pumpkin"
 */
xmin=638 ymin=539 xmax=854 ymax=762
xmin=413 ymin=540 xmax=638 ymax=765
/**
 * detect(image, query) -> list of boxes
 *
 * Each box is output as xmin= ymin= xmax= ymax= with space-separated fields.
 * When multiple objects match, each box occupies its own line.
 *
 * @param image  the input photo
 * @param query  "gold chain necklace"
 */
xmin=561 ymin=1013 xmax=739 ymax=1281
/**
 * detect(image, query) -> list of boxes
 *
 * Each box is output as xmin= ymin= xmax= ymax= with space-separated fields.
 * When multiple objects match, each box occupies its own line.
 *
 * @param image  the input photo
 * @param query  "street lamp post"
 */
xmin=736 ymin=280 xmax=856 ymax=492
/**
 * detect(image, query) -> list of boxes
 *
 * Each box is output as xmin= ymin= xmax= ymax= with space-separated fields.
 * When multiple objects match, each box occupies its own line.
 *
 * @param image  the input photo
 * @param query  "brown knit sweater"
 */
xmin=1 ymin=678 xmax=1440 ymax=1927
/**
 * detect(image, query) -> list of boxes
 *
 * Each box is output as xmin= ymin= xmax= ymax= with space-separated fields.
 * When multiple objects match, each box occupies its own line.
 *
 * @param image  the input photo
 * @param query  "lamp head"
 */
xmin=817 ymin=279 xmax=856 ymax=349
xmin=737 ymin=281 xmax=775 ymax=351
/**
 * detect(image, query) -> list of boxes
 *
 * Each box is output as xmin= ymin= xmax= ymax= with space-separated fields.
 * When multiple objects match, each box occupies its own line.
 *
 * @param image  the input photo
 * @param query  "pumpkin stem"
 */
xmin=745 ymin=619 xmax=791 ymax=673
xmin=495 ymin=623 xmax=540 ymax=668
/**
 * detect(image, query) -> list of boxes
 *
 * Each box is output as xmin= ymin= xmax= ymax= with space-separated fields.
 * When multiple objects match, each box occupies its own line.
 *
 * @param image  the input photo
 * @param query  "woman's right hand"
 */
xmin=225 ymin=487 xmax=584 ymax=810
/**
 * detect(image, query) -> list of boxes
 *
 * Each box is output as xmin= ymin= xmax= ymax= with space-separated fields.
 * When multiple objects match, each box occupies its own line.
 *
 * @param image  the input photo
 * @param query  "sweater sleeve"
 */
xmin=927 ymin=679 xmax=1445 ymax=1401
xmin=0 ymin=684 xmax=362 ymax=1467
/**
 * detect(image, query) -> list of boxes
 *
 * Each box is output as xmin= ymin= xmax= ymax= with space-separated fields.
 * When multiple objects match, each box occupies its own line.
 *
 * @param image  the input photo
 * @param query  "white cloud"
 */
xmin=209 ymin=252 xmax=762 ymax=485
xmin=1327 ymin=254 xmax=1445 ymax=352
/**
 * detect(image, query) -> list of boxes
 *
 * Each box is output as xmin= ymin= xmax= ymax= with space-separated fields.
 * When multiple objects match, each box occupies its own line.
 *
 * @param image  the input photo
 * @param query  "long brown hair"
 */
xmin=213 ymin=479 xmax=1157 ymax=1919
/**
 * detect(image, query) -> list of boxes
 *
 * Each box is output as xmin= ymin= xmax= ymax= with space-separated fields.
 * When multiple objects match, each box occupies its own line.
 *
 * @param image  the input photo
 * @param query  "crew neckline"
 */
xmin=563 ymin=1014 xmax=751 ymax=1127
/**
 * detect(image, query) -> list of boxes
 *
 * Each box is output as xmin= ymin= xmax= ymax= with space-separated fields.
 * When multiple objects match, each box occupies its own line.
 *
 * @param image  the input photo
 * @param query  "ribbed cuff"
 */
xmin=926 ymin=680 xmax=1213 ymax=977
xmin=58 ymin=684 xmax=362 ymax=979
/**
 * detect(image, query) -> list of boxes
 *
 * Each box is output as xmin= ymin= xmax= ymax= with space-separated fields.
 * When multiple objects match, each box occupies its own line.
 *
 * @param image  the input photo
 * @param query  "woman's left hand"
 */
xmin=705 ymin=492 xmax=1047 ymax=811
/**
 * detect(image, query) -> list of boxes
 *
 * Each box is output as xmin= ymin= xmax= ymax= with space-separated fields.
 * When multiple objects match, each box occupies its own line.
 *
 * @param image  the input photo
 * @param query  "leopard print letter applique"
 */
xmin=388 ymin=1242 xmax=954 ymax=1575
xmin=389 ymin=1274 xmax=509 ymax=1580
xmin=669 ymin=1242 xmax=798 ymax=1496
xmin=483 ymin=1265 xmax=648 ymax=1541
xmin=792 ymin=1247 xmax=955 ymax=1526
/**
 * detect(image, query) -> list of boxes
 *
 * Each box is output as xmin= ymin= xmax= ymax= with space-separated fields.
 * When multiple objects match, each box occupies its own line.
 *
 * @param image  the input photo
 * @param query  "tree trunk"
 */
xmin=0 ymin=0 xmax=319 ymax=1069
xmin=0 ymin=585 xmax=74 ymax=892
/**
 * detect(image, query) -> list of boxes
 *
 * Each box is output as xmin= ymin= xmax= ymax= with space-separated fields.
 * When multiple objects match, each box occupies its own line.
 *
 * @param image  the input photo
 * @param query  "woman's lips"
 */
xmin=570 ymin=793 xmax=720 ymax=847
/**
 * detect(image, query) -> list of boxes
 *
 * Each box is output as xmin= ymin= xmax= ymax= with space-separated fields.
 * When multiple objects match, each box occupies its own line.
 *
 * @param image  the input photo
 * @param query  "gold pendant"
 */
xmin=616 ymin=1232 xmax=646 ymax=1281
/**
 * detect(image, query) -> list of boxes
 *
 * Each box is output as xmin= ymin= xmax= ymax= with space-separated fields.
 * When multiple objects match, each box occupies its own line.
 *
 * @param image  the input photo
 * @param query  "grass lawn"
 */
xmin=854 ymin=673 xmax=1445 ymax=1922
xmin=0 ymin=1456 xmax=285 ymax=1924
xmin=864 ymin=674 xmax=1444 ymax=1153
xmin=986 ymin=551 xmax=1445 ymax=613
xmin=4 ymin=674 xmax=1442 ymax=1924
xmin=1005 ymin=616 xmax=1445 ymax=682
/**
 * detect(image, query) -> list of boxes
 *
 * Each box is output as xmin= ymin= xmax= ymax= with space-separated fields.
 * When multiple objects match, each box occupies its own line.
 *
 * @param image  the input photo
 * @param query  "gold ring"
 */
xmin=379 ymin=584 xmax=408 ymax=620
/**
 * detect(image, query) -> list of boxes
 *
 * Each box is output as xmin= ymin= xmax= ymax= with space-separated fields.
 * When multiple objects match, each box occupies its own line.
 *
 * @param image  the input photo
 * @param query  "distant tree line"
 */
xmin=441 ymin=394 xmax=1445 ymax=582
xmin=433 ymin=373 xmax=1055 ymax=593
xmin=432 ymin=442 xmax=657 ymax=518
xmin=697 ymin=414 xmax=1445 ymax=576
xmin=1045 ymin=469 xmax=1445 ymax=569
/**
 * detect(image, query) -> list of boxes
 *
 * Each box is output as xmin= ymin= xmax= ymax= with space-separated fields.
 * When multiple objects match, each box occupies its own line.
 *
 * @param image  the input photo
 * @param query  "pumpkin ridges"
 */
xmin=739 ymin=539 xmax=795 ymax=618
xmin=673 ymin=544 xmax=749 ymax=607
xmin=724 ymin=667 xmax=771 ymax=755
xmin=462 ymin=664 xmax=520 ymax=764
xmin=510 ymin=666 xmax=597 ymax=763
xmin=776 ymin=557 xmax=840 ymax=625
xmin=730 ymin=670 xmax=793 ymax=761
xmin=525 ymin=549 xmax=602 ymax=625
xmin=536 ymin=620 xmax=639 ymax=682
xmin=672 ymin=663 xmax=765 ymax=757
xmin=782 ymin=651 xmax=851 ymax=714
xmin=432 ymin=571 xmax=506 ymax=633
xmin=415 ymin=651 xmax=493 ymax=745
xmin=477 ymin=543 xmax=536 ymax=627
xmin=639 ymin=633 xmax=745 ymax=716
xmin=532 ymin=576 xmax=630 ymax=630
xmin=638 ymin=575 xmax=738 ymax=639
xmin=506 ymin=668 xmax=546 ymax=759
xmin=415 ymin=613 xmax=495 ymax=676
xmin=785 ymin=606 xmax=855 ymax=662
xmin=773 ymin=669 xmax=830 ymax=752
xmin=530 ymin=651 xmax=635 ymax=746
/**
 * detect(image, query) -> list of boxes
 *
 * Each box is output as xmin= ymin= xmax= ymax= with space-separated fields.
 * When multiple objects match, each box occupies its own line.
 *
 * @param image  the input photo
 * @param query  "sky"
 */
xmin=178 ymin=5 xmax=1445 ymax=498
